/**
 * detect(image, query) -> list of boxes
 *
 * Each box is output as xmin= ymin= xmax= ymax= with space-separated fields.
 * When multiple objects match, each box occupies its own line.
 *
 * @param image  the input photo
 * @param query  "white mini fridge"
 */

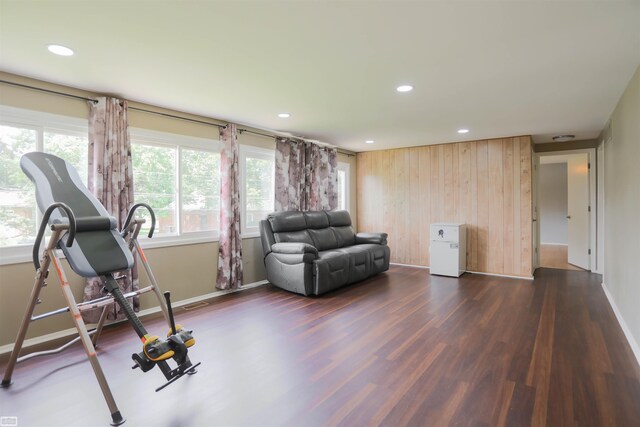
xmin=430 ymin=223 xmax=466 ymax=277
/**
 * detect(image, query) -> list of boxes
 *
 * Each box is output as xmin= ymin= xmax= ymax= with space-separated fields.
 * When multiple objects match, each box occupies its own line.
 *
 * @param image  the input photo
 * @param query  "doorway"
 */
xmin=535 ymin=150 xmax=595 ymax=271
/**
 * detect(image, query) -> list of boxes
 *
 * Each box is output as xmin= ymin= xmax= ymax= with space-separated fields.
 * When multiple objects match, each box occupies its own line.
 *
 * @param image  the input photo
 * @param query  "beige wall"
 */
xmin=0 ymin=72 xmax=357 ymax=348
xmin=603 ymin=65 xmax=640 ymax=351
xmin=357 ymin=136 xmax=533 ymax=277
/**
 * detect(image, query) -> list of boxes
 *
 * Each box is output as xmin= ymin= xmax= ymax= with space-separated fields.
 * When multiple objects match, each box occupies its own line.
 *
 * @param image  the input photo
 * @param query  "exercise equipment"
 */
xmin=1 ymin=152 xmax=199 ymax=425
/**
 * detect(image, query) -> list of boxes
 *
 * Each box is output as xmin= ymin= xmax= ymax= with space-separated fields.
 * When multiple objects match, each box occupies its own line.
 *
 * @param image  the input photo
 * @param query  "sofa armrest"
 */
xmin=272 ymin=242 xmax=318 ymax=256
xmin=270 ymin=243 xmax=319 ymax=264
xmin=355 ymin=232 xmax=388 ymax=245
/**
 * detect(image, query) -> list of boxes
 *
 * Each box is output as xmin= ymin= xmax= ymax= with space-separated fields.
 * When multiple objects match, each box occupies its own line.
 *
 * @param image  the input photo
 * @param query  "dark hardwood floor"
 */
xmin=1 ymin=266 xmax=639 ymax=427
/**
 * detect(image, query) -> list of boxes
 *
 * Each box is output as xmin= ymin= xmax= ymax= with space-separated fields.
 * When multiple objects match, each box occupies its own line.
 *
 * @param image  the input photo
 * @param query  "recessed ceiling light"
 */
xmin=365 ymin=140 xmax=375 ymax=144
xmin=457 ymin=129 xmax=469 ymax=134
xmin=47 ymin=44 xmax=74 ymax=56
xmin=277 ymin=113 xmax=291 ymax=118
xmin=552 ymin=134 xmax=575 ymax=142
xmin=396 ymin=85 xmax=413 ymax=93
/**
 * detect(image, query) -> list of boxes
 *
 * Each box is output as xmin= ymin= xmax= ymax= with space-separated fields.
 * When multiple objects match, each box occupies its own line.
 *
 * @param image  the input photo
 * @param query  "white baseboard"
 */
xmin=390 ymin=262 xmax=533 ymax=280
xmin=465 ymin=270 xmax=534 ymax=280
xmin=0 ymin=280 xmax=268 ymax=356
xmin=601 ymin=282 xmax=640 ymax=368
xmin=390 ymin=262 xmax=430 ymax=270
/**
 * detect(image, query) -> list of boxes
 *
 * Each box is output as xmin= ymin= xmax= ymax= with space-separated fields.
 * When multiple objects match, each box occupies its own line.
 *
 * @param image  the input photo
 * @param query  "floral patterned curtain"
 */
xmin=275 ymin=138 xmax=338 ymax=211
xmin=83 ymin=97 xmax=138 ymax=323
xmin=217 ymin=124 xmax=243 ymax=290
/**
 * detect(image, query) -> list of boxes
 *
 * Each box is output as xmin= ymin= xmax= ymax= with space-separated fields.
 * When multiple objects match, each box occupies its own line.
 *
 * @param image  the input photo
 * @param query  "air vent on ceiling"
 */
xmin=552 ymin=134 xmax=575 ymax=142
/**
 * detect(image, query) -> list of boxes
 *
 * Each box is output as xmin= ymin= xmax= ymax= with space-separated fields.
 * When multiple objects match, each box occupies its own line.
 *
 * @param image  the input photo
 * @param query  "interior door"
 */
xmin=532 ymin=156 xmax=540 ymax=270
xmin=567 ymin=153 xmax=590 ymax=269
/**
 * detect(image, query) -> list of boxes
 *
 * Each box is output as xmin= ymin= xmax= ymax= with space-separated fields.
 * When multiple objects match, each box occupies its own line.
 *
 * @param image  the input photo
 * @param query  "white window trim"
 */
xmin=0 ymin=117 xmax=225 ymax=264
xmin=130 ymin=127 xmax=222 ymax=246
xmin=0 ymin=104 xmax=88 ymax=132
xmin=337 ymin=161 xmax=351 ymax=212
xmin=0 ymin=105 xmax=88 ymax=265
xmin=239 ymin=144 xmax=275 ymax=238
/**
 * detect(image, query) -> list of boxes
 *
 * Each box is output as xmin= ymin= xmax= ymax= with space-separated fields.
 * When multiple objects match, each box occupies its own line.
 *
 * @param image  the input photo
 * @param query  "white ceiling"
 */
xmin=1 ymin=1 xmax=638 ymax=152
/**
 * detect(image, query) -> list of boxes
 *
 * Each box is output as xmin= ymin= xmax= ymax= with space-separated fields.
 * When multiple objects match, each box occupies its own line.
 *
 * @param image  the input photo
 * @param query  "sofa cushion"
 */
xmin=303 ymin=211 xmax=329 ymax=229
xmin=273 ymin=230 xmax=314 ymax=246
xmin=327 ymin=210 xmax=352 ymax=226
xmin=268 ymin=211 xmax=307 ymax=232
xmin=354 ymin=243 xmax=391 ymax=274
xmin=314 ymin=250 xmax=350 ymax=294
xmin=332 ymin=226 xmax=356 ymax=247
xmin=334 ymin=245 xmax=372 ymax=283
xmin=308 ymin=228 xmax=339 ymax=251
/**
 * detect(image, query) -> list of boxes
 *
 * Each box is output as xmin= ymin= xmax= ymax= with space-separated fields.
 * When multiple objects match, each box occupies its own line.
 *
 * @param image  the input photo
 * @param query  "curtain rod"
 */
xmin=0 ymin=79 xmax=226 ymax=129
xmin=127 ymin=106 xmax=225 ymax=129
xmin=238 ymin=128 xmax=355 ymax=157
xmin=1 ymin=79 xmax=354 ymax=156
xmin=0 ymin=79 xmax=98 ymax=104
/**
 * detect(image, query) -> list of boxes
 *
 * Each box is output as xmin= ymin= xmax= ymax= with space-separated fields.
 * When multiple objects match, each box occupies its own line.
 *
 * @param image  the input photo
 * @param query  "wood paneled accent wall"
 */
xmin=357 ymin=136 xmax=533 ymax=277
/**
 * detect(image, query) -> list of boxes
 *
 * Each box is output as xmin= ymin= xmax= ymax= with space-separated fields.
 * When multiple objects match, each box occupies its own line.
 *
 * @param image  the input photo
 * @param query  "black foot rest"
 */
xmin=131 ymin=326 xmax=198 ymax=391
xmin=155 ymin=361 xmax=201 ymax=392
xmin=168 ymin=325 xmax=195 ymax=348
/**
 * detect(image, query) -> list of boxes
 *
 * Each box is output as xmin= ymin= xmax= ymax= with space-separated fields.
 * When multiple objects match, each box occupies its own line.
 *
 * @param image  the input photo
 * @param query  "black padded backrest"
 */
xmin=327 ymin=210 xmax=355 ymax=247
xmin=326 ymin=210 xmax=352 ymax=227
xmin=268 ymin=211 xmax=307 ymax=232
xmin=303 ymin=211 xmax=338 ymax=249
xmin=20 ymin=152 xmax=133 ymax=277
xmin=268 ymin=211 xmax=314 ymax=245
xmin=332 ymin=226 xmax=355 ymax=247
xmin=266 ymin=210 xmax=356 ymax=250
xmin=272 ymin=230 xmax=314 ymax=245
xmin=308 ymin=228 xmax=338 ymax=251
xmin=303 ymin=211 xmax=329 ymax=229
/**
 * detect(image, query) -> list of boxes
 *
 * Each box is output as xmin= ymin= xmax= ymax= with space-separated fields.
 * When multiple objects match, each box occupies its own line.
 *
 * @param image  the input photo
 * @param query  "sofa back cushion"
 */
xmin=269 ymin=211 xmax=314 ymax=245
xmin=332 ymin=226 xmax=356 ymax=247
xmin=269 ymin=211 xmax=307 ymax=232
xmin=265 ymin=210 xmax=356 ymax=250
xmin=303 ymin=211 xmax=329 ymax=229
xmin=273 ymin=230 xmax=314 ymax=245
xmin=308 ymin=228 xmax=338 ymax=251
xmin=327 ymin=210 xmax=356 ymax=247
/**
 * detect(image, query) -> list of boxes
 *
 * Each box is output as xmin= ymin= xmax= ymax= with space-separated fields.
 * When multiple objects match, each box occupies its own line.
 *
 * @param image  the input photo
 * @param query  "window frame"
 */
xmin=337 ymin=161 xmax=351 ymax=212
xmin=239 ymin=144 xmax=275 ymax=238
xmin=129 ymin=127 xmax=223 ymax=249
xmin=0 ymin=105 xmax=88 ymax=265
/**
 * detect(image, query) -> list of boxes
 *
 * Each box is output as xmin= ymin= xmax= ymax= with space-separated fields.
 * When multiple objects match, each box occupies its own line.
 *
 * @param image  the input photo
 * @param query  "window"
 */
xmin=181 ymin=148 xmax=220 ymax=233
xmin=0 ymin=106 xmax=88 ymax=263
xmin=132 ymin=143 xmax=177 ymax=235
xmin=0 ymin=125 xmax=37 ymax=247
xmin=130 ymin=128 xmax=221 ymax=245
xmin=337 ymin=162 xmax=350 ymax=211
xmin=240 ymin=145 xmax=275 ymax=235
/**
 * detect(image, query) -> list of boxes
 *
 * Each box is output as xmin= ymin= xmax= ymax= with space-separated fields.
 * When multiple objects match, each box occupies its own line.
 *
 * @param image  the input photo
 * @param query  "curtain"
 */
xmin=216 ymin=124 xmax=243 ymax=290
xmin=82 ymin=97 xmax=138 ymax=323
xmin=275 ymin=138 xmax=338 ymax=211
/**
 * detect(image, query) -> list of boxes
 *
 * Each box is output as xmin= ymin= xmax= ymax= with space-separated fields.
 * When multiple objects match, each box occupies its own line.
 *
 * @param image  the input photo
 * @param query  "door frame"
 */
xmin=534 ymin=148 xmax=597 ymax=271
xmin=596 ymin=140 xmax=606 ymax=274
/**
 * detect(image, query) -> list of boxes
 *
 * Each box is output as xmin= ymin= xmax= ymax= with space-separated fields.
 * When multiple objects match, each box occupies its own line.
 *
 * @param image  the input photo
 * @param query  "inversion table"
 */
xmin=1 ymin=152 xmax=199 ymax=425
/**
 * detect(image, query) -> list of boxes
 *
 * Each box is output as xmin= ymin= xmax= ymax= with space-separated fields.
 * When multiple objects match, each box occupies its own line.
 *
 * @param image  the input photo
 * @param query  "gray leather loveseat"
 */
xmin=259 ymin=210 xmax=390 ymax=296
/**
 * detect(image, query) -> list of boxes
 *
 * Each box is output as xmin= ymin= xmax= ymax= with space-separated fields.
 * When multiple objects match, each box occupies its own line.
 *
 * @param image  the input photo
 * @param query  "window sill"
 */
xmin=138 ymin=234 xmax=218 ymax=250
xmin=0 ymin=233 xmax=263 ymax=266
xmin=0 ymin=244 xmax=34 ymax=267
xmin=241 ymin=231 xmax=261 ymax=239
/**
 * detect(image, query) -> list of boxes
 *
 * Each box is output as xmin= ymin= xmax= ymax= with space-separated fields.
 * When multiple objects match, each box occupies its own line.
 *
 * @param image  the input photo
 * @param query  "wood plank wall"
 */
xmin=357 ymin=136 xmax=533 ymax=277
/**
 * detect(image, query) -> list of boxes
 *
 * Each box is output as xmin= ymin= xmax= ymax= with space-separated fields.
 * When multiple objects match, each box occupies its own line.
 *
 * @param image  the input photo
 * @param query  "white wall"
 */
xmin=539 ymin=163 xmax=568 ymax=245
xmin=603 ymin=64 xmax=640 ymax=360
